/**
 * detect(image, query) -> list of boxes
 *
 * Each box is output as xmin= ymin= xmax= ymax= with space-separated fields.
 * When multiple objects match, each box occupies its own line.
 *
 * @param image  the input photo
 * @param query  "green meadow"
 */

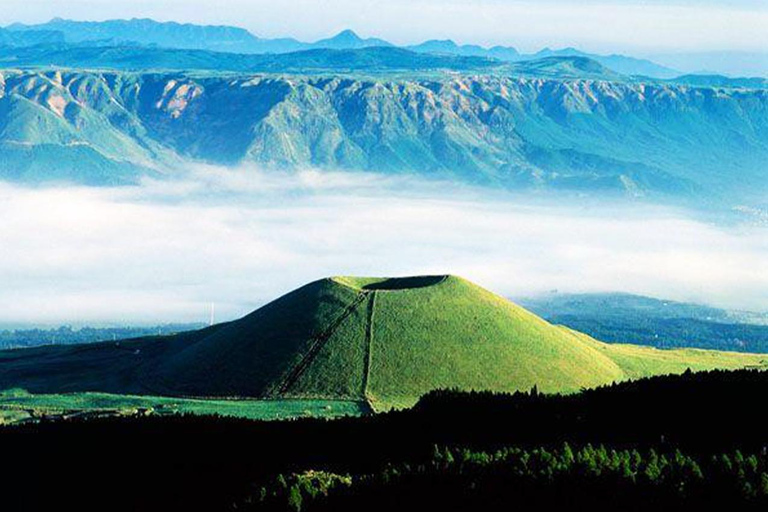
xmin=0 ymin=388 xmax=367 ymax=425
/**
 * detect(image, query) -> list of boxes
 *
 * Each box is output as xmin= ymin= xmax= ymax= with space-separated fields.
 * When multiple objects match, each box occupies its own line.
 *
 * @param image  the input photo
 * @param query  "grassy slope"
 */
xmin=0 ymin=333 xmax=177 ymax=395
xmin=0 ymin=275 xmax=765 ymax=415
xmin=284 ymin=291 xmax=370 ymax=399
xmin=143 ymin=278 xmax=363 ymax=397
xmin=363 ymin=276 xmax=625 ymax=409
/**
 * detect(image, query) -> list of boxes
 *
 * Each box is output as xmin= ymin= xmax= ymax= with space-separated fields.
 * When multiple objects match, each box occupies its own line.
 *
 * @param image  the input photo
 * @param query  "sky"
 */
xmin=2 ymin=0 xmax=767 ymax=54
xmin=1 ymin=168 xmax=765 ymax=326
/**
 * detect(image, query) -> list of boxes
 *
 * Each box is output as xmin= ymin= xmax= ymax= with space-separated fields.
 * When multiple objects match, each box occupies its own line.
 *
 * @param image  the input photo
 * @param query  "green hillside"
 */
xmin=0 ymin=275 xmax=765 ymax=411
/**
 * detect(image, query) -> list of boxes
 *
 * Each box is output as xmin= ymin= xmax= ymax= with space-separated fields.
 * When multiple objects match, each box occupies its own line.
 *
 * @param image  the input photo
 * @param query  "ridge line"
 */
xmin=362 ymin=290 xmax=376 ymax=400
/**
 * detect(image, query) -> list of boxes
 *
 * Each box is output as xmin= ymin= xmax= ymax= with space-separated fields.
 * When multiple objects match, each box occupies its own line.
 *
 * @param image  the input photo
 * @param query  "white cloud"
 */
xmin=0 ymin=168 xmax=766 ymax=326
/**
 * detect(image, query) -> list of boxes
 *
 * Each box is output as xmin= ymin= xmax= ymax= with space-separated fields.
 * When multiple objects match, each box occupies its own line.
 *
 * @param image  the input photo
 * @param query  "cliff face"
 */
xmin=1 ymin=69 xmax=766 ymax=199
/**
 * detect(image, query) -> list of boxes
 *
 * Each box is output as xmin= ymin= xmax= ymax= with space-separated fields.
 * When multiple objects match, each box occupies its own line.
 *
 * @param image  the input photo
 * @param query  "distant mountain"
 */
xmin=510 ymin=56 xmax=621 ymax=80
xmin=0 ymin=44 xmax=501 ymax=73
xmin=520 ymin=292 xmax=768 ymax=352
xmin=6 ymin=21 xmax=394 ymax=54
xmin=530 ymin=47 xmax=679 ymax=78
xmin=312 ymin=29 xmax=392 ymax=50
xmin=6 ymin=17 xmax=275 ymax=53
xmin=522 ymin=292 xmax=768 ymax=325
xmin=4 ymin=18 xmax=683 ymax=78
xmin=0 ymin=26 xmax=63 ymax=47
xmin=409 ymin=39 xmax=520 ymax=60
xmin=670 ymin=74 xmax=768 ymax=89
xmin=1 ymin=67 xmax=766 ymax=201
xmin=651 ymin=51 xmax=768 ymax=79
xmin=0 ymin=42 xmax=627 ymax=79
xmin=409 ymin=41 xmax=678 ymax=78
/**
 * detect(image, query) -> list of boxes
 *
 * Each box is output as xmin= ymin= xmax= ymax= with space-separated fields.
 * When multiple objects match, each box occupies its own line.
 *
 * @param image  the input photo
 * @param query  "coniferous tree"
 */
xmin=287 ymin=486 xmax=302 ymax=512
xmin=759 ymin=473 xmax=768 ymax=497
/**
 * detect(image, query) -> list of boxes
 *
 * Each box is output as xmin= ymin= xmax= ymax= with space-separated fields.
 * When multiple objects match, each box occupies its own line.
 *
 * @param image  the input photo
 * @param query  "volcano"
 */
xmin=1 ymin=275 xmax=764 ymax=410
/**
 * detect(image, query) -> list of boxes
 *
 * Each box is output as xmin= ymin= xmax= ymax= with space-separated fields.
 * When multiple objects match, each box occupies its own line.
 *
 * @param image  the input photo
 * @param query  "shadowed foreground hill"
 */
xmin=0 ymin=276 xmax=764 ymax=410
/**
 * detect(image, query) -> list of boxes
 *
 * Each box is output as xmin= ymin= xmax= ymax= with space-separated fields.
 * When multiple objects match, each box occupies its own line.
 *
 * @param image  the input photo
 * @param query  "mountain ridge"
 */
xmin=1 ymin=68 xmax=766 ymax=203
xmin=5 ymin=17 xmax=681 ymax=78
xmin=0 ymin=44 xmax=503 ymax=73
xmin=520 ymin=292 xmax=768 ymax=353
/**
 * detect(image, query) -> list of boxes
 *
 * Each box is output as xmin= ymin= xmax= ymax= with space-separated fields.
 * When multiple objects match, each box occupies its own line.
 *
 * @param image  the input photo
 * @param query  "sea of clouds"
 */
xmin=0 ymin=165 xmax=765 ymax=326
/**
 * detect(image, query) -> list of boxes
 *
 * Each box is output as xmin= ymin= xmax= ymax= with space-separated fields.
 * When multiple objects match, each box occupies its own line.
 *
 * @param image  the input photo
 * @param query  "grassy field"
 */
xmin=1 ymin=275 xmax=765 ymax=414
xmin=584 ymin=331 xmax=768 ymax=379
xmin=0 ymin=389 xmax=367 ymax=425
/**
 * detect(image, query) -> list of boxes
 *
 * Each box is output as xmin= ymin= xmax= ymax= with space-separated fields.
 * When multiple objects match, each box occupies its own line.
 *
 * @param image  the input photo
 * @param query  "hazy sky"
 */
xmin=1 ymin=168 xmax=765 ymax=326
xmin=2 ymin=0 xmax=767 ymax=53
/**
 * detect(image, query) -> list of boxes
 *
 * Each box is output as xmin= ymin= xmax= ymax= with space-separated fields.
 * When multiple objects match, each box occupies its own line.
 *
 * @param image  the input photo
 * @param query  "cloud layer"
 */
xmin=1 ymin=167 xmax=766 ymax=326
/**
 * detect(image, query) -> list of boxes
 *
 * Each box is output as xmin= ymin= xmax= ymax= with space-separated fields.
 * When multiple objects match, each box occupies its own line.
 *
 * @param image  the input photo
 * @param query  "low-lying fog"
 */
xmin=1 ymin=166 xmax=766 ymax=326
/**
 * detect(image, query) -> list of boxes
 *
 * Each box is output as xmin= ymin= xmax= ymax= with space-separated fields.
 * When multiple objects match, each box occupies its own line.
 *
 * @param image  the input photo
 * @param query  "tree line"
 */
xmin=254 ymin=444 xmax=768 ymax=511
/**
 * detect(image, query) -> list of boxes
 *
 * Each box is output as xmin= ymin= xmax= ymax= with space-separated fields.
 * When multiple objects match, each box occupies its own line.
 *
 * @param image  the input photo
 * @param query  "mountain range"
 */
xmin=0 ymin=44 xmax=503 ymax=74
xmin=1 ymin=66 xmax=766 ymax=202
xmin=1 ymin=18 xmax=767 ymax=203
xmin=3 ymin=18 xmax=680 ymax=78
